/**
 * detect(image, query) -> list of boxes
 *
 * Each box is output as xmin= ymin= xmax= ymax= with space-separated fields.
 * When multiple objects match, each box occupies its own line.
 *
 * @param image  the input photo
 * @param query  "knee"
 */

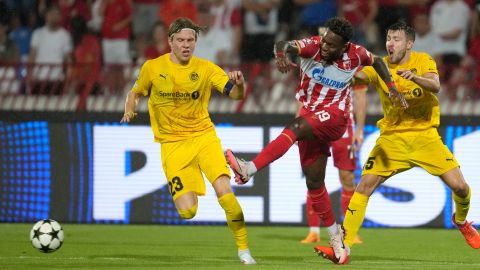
xmin=304 ymin=171 xmax=326 ymax=189
xmin=178 ymin=203 xmax=198 ymax=220
xmin=339 ymin=170 xmax=355 ymax=190
xmin=355 ymin=176 xmax=382 ymax=197
xmin=453 ymin=183 xmax=470 ymax=198
xmin=306 ymin=179 xmax=325 ymax=190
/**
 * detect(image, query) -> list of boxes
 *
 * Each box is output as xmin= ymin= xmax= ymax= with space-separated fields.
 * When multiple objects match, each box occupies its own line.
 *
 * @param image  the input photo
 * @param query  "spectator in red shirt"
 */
xmin=71 ymin=16 xmax=101 ymax=97
xmin=100 ymin=0 xmax=133 ymax=93
xmin=158 ymin=0 xmax=198 ymax=26
xmin=143 ymin=20 xmax=169 ymax=61
xmin=59 ymin=0 xmax=91 ymax=33
xmin=101 ymin=0 xmax=132 ymax=65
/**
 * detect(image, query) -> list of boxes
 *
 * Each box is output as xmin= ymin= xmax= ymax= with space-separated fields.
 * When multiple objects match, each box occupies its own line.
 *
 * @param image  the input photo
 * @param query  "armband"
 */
xmin=275 ymin=51 xmax=286 ymax=58
xmin=386 ymin=81 xmax=396 ymax=89
xmin=223 ymin=80 xmax=234 ymax=96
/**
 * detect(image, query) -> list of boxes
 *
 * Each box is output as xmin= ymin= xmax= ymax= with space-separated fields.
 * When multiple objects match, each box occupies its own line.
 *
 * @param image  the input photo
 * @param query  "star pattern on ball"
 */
xmin=40 ymin=244 xmax=53 ymax=253
xmin=32 ymin=229 xmax=42 ymax=240
xmin=49 ymin=229 xmax=60 ymax=239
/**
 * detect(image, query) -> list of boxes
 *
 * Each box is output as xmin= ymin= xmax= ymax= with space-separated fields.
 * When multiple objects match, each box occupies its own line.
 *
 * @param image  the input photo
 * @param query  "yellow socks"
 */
xmin=453 ymin=186 xmax=471 ymax=224
xmin=177 ymin=203 xmax=198 ymax=220
xmin=218 ymin=192 xmax=249 ymax=250
xmin=344 ymin=192 xmax=369 ymax=247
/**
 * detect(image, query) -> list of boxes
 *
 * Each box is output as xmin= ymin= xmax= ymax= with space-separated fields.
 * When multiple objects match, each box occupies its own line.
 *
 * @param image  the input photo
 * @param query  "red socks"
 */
xmin=252 ymin=128 xmax=296 ymax=171
xmin=305 ymin=193 xmax=320 ymax=227
xmin=307 ymin=186 xmax=335 ymax=227
xmin=341 ymin=189 xmax=355 ymax=218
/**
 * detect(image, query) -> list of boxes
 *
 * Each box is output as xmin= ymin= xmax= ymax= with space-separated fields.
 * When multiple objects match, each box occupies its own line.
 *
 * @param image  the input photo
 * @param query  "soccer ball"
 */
xmin=30 ymin=219 xmax=64 ymax=253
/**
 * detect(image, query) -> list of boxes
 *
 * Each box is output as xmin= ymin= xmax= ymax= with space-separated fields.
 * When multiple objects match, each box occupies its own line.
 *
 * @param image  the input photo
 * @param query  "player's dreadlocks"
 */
xmin=387 ymin=20 xmax=416 ymax=42
xmin=324 ymin=17 xmax=354 ymax=43
xmin=168 ymin=17 xmax=206 ymax=40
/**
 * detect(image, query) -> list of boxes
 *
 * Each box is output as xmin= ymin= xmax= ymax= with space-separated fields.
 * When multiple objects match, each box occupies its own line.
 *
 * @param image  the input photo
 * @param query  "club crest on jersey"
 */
xmin=190 ymin=72 xmax=199 ymax=82
xmin=342 ymin=53 xmax=352 ymax=70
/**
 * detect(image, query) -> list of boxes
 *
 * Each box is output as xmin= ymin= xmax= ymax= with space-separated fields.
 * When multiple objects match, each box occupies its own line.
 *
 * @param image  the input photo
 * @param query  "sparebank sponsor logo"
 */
xmin=312 ymin=67 xmax=347 ymax=90
xmin=158 ymin=91 xmax=199 ymax=101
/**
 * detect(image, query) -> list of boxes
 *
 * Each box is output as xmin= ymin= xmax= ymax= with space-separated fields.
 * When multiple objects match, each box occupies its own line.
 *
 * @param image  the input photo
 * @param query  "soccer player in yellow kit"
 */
xmin=120 ymin=17 xmax=256 ymax=264
xmin=315 ymin=21 xmax=480 ymax=264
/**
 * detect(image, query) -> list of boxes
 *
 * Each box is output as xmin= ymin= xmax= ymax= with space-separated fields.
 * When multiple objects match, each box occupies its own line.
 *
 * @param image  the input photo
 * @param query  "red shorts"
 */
xmin=297 ymin=107 xmax=347 ymax=167
xmin=331 ymin=123 xmax=357 ymax=171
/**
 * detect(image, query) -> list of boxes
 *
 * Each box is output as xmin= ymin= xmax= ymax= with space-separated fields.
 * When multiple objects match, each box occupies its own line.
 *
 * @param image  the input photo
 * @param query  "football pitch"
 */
xmin=0 ymin=224 xmax=479 ymax=270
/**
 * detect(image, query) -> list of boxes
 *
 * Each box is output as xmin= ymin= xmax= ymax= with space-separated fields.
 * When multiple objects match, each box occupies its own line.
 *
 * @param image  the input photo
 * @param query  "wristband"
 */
xmin=386 ymin=81 xmax=396 ymax=89
xmin=275 ymin=51 xmax=286 ymax=58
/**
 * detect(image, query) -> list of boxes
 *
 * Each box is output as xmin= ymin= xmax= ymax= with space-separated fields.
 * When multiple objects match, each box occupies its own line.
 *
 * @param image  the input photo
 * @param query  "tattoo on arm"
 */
xmin=274 ymin=40 xmax=299 ymax=56
xmin=372 ymin=56 xmax=393 ymax=83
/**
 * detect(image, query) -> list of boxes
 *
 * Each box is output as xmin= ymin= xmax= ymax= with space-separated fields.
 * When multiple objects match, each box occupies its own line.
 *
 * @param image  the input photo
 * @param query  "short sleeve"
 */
xmin=354 ymin=44 xmax=374 ymax=66
xmin=131 ymin=60 xmax=152 ymax=96
xmin=358 ymin=66 xmax=378 ymax=85
xmin=209 ymin=62 xmax=229 ymax=94
xmin=296 ymin=36 xmax=321 ymax=58
xmin=420 ymin=53 xmax=438 ymax=75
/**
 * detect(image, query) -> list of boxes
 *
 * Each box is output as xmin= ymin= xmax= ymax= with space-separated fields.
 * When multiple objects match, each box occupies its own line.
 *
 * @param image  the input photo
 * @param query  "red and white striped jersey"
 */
xmin=294 ymin=35 xmax=374 ymax=113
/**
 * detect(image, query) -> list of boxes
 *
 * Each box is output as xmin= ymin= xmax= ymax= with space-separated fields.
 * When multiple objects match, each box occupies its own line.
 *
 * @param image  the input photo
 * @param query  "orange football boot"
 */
xmin=300 ymin=232 xmax=320 ymax=243
xmin=314 ymin=245 xmax=349 ymax=265
xmin=452 ymin=213 xmax=480 ymax=249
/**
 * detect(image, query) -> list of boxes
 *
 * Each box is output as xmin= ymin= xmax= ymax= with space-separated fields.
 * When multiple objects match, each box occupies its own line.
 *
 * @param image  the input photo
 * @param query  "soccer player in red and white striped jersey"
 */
xmin=225 ymin=17 xmax=407 ymax=264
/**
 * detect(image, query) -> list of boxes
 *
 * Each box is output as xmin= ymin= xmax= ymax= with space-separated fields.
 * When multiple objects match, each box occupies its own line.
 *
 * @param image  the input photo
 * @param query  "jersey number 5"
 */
xmin=364 ymin=157 xmax=375 ymax=170
xmin=315 ymin=110 xmax=331 ymax=122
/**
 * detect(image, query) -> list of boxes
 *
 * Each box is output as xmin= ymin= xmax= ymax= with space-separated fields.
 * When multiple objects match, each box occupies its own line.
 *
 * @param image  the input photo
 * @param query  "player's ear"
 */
xmin=406 ymin=39 xmax=414 ymax=50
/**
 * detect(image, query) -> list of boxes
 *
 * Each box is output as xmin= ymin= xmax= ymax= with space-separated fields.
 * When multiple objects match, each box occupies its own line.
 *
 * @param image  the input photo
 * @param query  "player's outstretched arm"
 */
xmin=227 ymin=70 xmax=245 ymax=100
xmin=120 ymin=90 xmax=140 ymax=123
xmin=273 ymin=40 xmax=299 ymax=73
xmin=372 ymin=56 xmax=408 ymax=109
xmin=396 ymin=70 xmax=440 ymax=93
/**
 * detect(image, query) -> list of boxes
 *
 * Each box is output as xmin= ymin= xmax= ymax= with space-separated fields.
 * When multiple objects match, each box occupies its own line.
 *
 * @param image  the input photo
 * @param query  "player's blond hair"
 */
xmin=168 ymin=17 xmax=205 ymax=40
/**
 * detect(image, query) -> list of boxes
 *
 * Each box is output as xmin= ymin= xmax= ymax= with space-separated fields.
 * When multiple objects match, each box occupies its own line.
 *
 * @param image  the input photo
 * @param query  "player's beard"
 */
xmin=389 ymin=48 xmax=407 ymax=64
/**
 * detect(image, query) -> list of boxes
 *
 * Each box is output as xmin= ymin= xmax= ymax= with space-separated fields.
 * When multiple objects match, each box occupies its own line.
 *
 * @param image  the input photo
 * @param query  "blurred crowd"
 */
xmin=0 ymin=0 xmax=480 ymax=100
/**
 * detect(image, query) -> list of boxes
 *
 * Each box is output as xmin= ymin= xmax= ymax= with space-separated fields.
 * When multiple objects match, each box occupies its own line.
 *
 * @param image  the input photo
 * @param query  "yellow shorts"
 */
xmin=160 ymin=130 xmax=231 ymax=201
xmin=362 ymin=128 xmax=459 ymax=178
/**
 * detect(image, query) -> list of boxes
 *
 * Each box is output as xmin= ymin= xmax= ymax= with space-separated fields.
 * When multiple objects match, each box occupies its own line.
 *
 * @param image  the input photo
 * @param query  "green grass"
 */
xmin=0 ymin=224 xmax=479 ymax=269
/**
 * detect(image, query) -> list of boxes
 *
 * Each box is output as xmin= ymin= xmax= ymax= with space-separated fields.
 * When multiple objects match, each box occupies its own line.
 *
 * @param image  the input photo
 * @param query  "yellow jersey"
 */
xmin=132 ymin=54 xmax=229 ymax=143
xmin=361 ymin=51 xmax=439 ymax=132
